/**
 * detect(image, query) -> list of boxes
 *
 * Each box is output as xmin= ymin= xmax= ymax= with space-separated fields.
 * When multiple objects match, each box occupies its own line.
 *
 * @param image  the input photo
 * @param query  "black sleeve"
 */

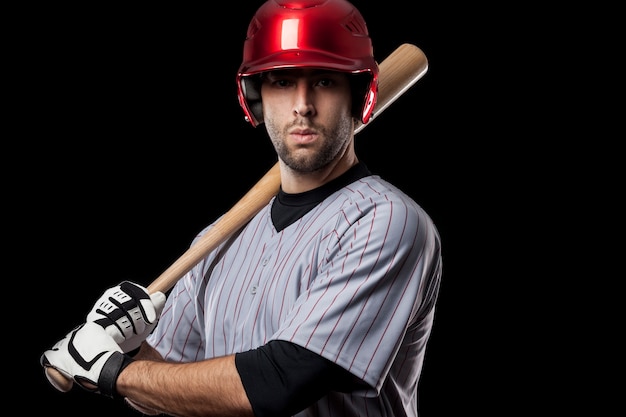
xmin=234 ymin=340 xmax=360 ymax=417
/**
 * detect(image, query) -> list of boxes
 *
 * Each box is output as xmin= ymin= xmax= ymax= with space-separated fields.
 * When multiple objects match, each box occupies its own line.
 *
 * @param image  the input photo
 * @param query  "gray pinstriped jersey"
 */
xmin=147 ymin=175 xmax=442 ymax=417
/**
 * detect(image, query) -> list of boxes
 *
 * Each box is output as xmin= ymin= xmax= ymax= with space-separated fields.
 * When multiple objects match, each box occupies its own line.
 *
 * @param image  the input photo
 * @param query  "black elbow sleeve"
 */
xmin=235 ymin=340 xmax=355 ymax=417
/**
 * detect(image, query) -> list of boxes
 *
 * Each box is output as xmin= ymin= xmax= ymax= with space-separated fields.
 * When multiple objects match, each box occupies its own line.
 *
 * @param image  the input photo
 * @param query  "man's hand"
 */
xmin=86 ymin=281 xmax=166 ymax=353
xmin=40 ymin=322 xmax=133 ymax=398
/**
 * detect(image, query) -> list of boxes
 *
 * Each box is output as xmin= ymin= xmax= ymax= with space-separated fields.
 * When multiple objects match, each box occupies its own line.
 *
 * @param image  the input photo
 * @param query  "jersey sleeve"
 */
xmin=271 ymin=185 xmax=442 ymax=395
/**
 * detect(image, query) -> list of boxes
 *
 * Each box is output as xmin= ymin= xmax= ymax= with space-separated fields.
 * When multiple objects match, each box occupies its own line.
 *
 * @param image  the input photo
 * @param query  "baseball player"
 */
xmin=40 ymin=1 xmax=443 ymax=416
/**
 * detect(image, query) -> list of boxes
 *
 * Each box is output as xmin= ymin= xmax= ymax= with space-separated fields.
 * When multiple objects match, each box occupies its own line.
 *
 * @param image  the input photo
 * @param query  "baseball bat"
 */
xmin=147 ymin=43 xmax=428 ymax=294
xmin=45 ymin=43 xmax=428 ymax=390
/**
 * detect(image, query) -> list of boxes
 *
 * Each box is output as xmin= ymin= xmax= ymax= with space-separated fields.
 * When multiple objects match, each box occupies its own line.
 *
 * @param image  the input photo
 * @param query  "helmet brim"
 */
xmin=238 ymin=49 xmax=377 ymax=77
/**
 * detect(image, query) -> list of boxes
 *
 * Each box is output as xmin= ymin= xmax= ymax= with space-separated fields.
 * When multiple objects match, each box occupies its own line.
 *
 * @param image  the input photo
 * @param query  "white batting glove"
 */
xmin=40 ymin=321 xmax=133 ymax=398
xmin=86 ymin=281 xmax=166 ymax=353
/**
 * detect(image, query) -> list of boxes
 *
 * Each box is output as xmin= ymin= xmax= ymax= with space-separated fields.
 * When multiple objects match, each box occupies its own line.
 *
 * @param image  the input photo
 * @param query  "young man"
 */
xmin=41 ymin=1 xmax=443 ymax=416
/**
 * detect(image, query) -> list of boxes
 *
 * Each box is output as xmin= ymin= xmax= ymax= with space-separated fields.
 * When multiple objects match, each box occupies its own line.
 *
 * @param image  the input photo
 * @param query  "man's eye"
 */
xmin=317 ymin=79 xmax=333 ymax=87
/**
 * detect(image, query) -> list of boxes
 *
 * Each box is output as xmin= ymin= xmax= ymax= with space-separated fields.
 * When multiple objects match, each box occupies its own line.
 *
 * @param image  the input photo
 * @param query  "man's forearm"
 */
xmin=117 ymin=352 xmax=254 ymax=417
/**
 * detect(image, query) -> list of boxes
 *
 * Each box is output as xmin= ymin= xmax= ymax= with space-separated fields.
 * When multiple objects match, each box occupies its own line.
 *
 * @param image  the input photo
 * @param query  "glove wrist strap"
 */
xmin=98 ymin=352 xmax=134 ymax=399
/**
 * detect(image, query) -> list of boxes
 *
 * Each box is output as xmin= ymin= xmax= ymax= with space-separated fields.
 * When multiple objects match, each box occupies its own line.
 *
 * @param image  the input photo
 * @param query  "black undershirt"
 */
xmin=236 ymin=162 xmax=372 ymax=416
xmin=271 ymin=161 xmax=371 ymax=232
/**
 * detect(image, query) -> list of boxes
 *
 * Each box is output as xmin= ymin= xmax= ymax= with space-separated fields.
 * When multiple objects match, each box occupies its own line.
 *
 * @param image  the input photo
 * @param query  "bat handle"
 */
xmin=147 ymin=162 xmax=282 ymax=294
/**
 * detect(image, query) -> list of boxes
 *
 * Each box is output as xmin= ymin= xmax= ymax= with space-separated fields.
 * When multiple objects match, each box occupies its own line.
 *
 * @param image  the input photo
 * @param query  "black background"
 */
xmin=12 ymin=1 xmax=555 ymax=415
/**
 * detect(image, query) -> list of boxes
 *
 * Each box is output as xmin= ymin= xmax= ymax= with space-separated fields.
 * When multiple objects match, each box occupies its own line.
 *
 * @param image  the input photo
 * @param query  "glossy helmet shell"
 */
xmin=236 ymin=0 xmax=379 ymax=127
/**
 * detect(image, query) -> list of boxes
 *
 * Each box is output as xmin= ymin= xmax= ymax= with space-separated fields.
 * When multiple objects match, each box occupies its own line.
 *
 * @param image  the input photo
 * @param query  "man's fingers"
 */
xmin=44 ymin=366 xmax=74 ymax=392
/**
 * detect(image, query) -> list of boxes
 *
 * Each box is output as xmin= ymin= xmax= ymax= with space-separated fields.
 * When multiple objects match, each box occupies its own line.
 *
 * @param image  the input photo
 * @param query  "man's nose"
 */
xmin=293 ymin=83 xmax=315 ymax=117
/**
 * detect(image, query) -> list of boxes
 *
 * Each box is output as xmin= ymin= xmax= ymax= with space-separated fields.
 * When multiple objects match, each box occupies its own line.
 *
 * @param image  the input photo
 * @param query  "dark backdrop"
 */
xmin=16 ymin=1 xmax=531 ymax=415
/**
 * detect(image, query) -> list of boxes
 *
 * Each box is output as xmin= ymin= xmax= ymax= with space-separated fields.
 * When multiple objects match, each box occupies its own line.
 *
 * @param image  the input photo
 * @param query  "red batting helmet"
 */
xmin=236 ymin=0 xmax=379 ymax=127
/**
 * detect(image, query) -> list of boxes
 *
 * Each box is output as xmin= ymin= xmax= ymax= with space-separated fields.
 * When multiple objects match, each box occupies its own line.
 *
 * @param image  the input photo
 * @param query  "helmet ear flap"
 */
xmin=350 ymin=72 xmax=378 ymax=124
xmin=241 ymin=76 xmax=264 ymax=126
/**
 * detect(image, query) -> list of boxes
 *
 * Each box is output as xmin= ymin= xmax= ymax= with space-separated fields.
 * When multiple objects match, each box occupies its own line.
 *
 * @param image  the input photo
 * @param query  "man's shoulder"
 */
xmin=345 ymin=175 xmax=419 ymax=205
